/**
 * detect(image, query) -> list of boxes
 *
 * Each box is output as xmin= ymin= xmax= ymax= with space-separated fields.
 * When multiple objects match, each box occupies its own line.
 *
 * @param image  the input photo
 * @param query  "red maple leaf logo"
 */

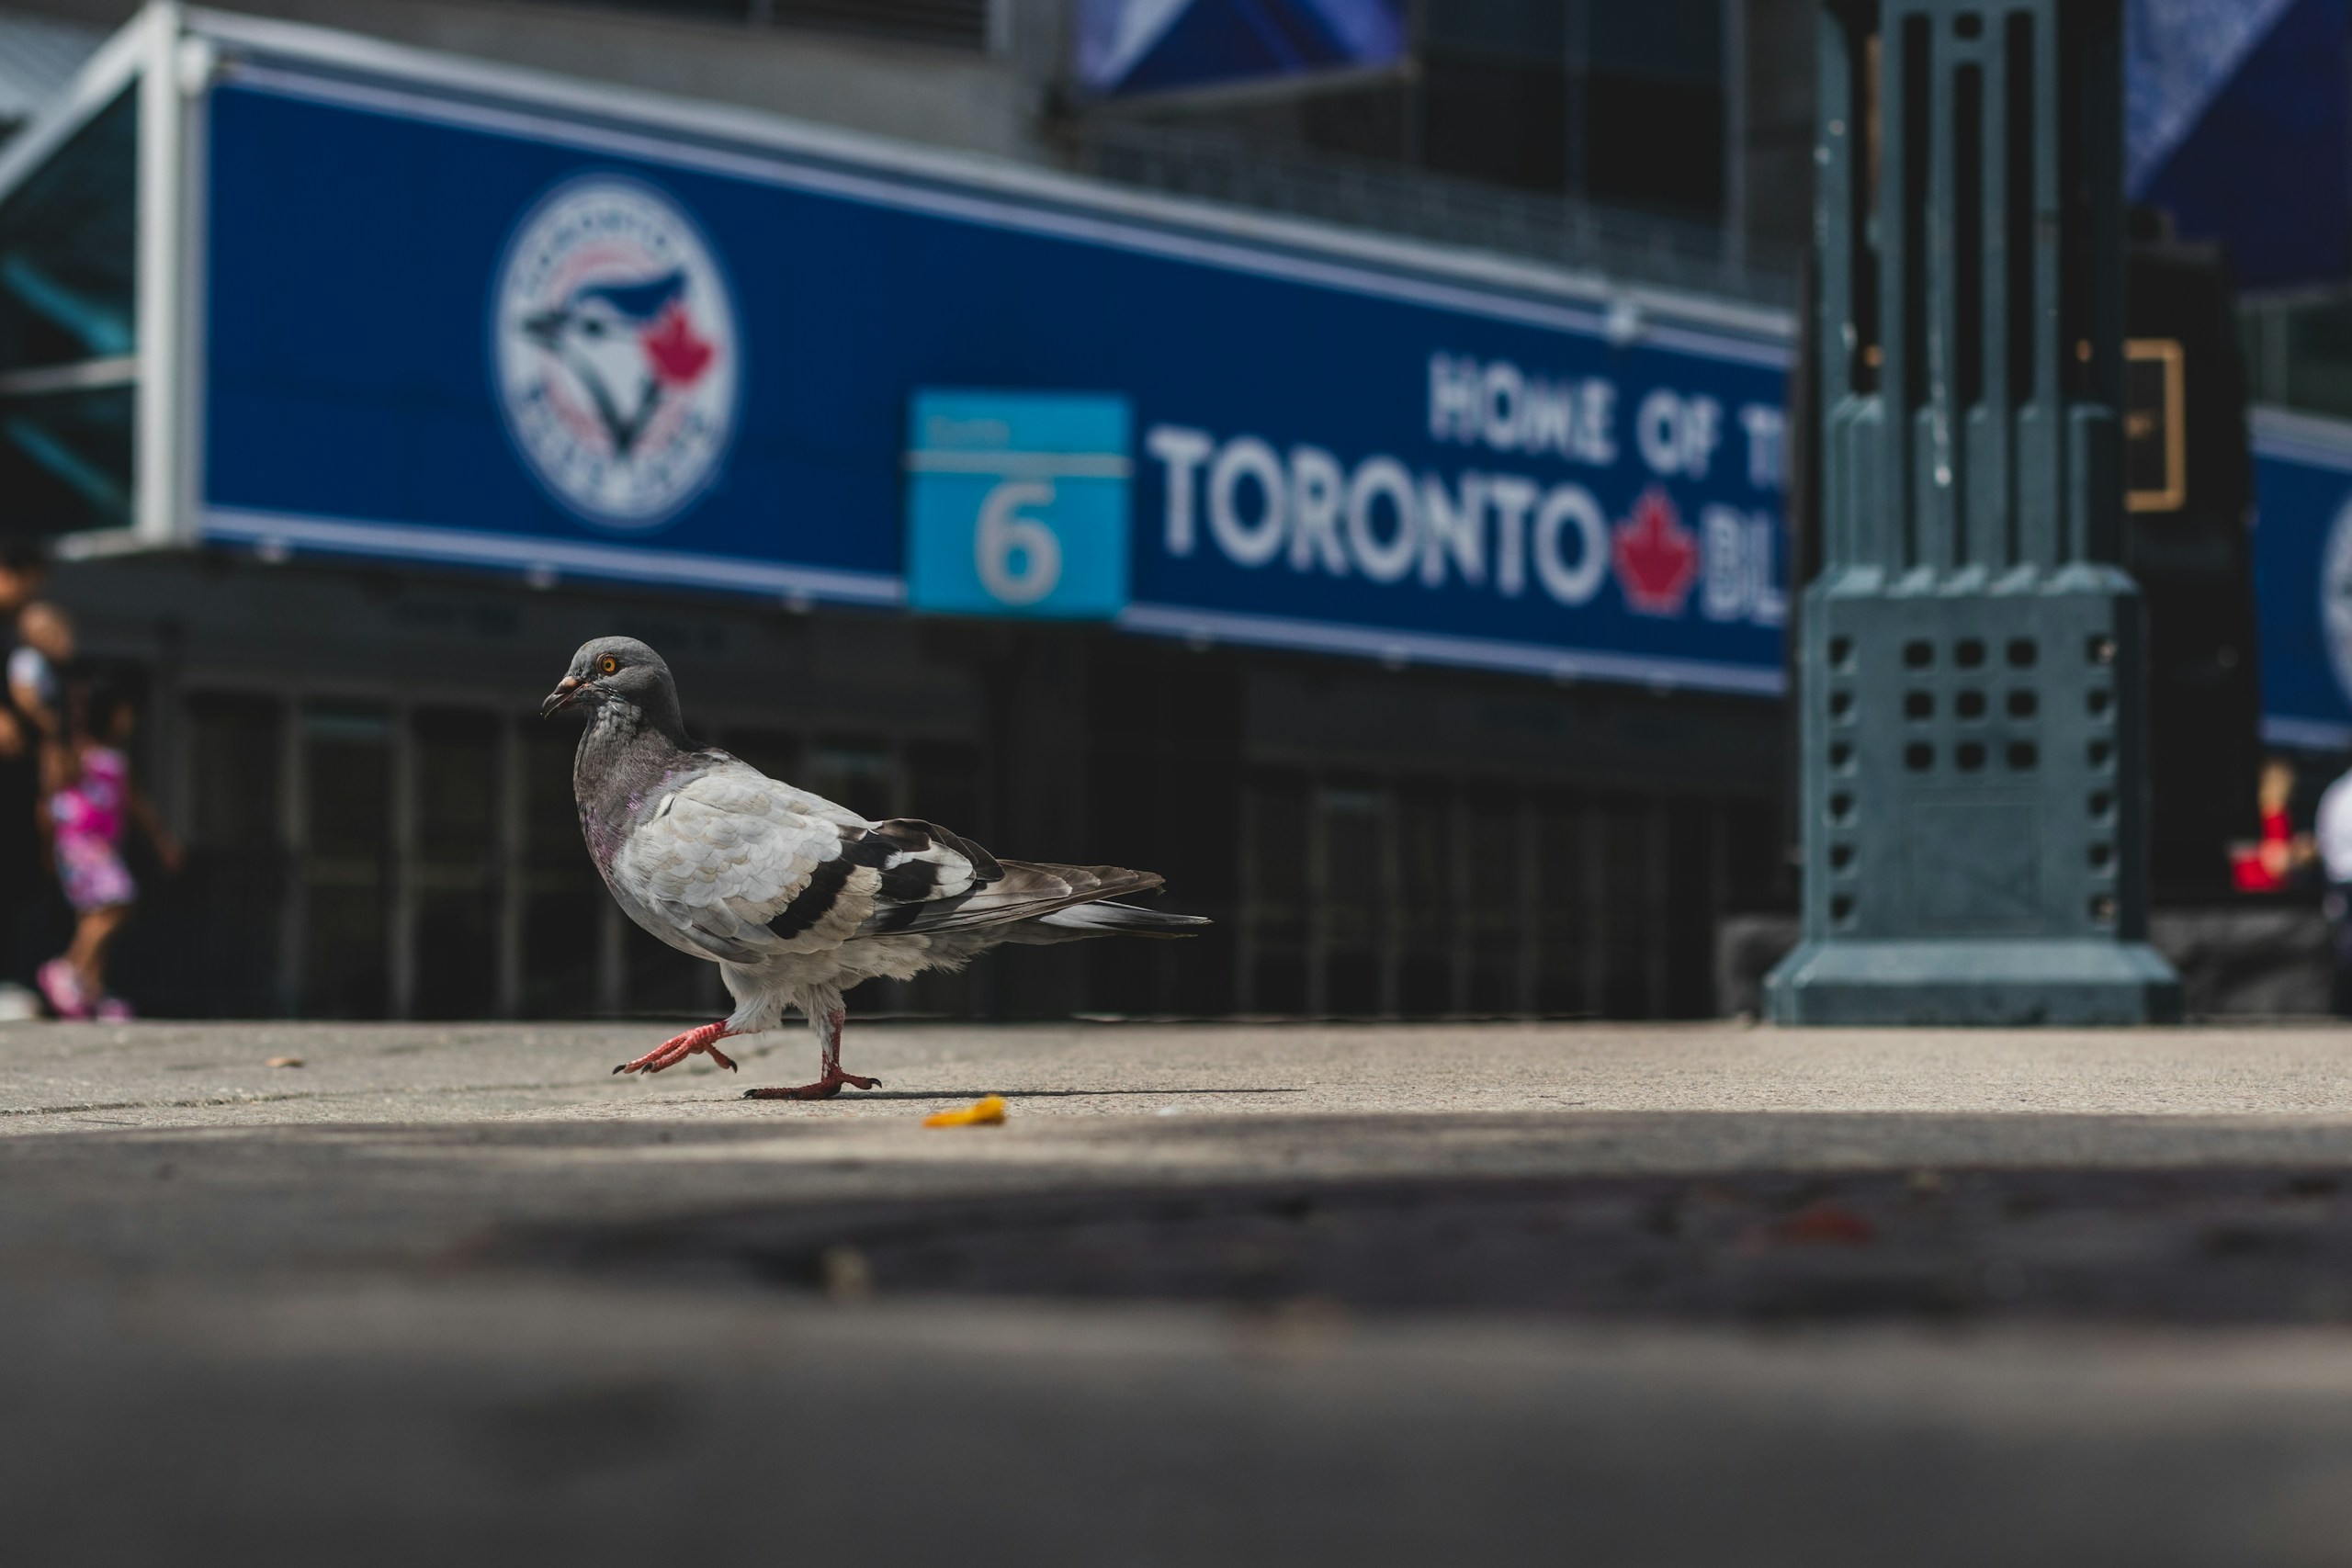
xmin=640 ymin=301 xmax=715 ymax=389
xmin=1611 ymin=486 xmax=1700 ymax=616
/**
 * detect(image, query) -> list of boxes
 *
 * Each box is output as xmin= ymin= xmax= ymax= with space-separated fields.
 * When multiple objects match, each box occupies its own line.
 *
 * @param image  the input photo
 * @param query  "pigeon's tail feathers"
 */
xmin=1035 ymin=899 xmax=1211 ymax=938
xmin=854 ymin=860 xmax=1164 ymax=939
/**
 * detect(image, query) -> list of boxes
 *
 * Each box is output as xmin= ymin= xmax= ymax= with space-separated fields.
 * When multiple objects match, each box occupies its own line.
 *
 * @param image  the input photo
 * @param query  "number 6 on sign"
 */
xmin=905 ymin=390 xmax=1132 ymax=621
xmin=976 ymin=480 xmax=1062 ymax=605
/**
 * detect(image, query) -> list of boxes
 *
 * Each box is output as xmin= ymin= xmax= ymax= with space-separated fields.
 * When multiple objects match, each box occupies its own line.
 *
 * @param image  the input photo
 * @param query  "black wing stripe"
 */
xmin=767 ymin=832 xmax=894 ymax=941
xmin=877 ymin=856 xmax=941 ymax=901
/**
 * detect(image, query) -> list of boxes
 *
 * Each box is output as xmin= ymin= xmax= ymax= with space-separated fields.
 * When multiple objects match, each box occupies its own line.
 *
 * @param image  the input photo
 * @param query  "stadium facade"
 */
xmin=0 ymin=2 xmax=1808 ymax=1021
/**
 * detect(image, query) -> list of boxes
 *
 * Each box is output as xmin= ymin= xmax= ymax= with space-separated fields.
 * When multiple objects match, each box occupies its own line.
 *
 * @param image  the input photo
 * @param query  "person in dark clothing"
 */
xmin=0 ymin=542 xmax=54 ymax=998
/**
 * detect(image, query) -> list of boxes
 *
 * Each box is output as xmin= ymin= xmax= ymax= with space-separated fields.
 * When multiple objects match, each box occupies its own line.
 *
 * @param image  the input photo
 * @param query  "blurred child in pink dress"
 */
xmin=37 ymin=684 xmax=178 ymax=1021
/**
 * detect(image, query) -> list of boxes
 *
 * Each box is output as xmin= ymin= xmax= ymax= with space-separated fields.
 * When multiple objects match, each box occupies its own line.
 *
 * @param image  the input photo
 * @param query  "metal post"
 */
xmin=1723 ymin=0 xmax=1749 ymax=274
xmin=276 ymin=694 xmax=304 ymax=1017
xmin=494 ymin=716 xmax=524 ymax=1020
xmin=386 ymin=702 xmax=415 ymax=1021
xmin=1765 ymin=0 xmax=2180 ymax=1025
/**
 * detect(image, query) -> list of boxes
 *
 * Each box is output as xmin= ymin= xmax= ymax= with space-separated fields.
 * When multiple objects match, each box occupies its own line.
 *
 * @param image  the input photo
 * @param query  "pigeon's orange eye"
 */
xmin=597 ymin=655 xmax=618 ymax=675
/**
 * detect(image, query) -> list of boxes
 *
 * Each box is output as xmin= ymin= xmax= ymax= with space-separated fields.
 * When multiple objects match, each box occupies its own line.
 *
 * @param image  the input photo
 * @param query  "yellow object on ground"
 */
xmin=923 ymin=1094 xmax=1007 ymax=1128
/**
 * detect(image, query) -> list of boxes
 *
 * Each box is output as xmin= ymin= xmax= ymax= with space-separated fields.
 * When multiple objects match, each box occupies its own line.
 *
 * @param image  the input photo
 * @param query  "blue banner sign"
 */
xmin=2251 ymin=409 xmax=2352 ymax=750
xmin=1125 ymin=347 xmax=1787 ymax=688
xmin=195 ymin=47 xmax=1791 ymax=695
xmin=905 ymin=390 xmax=1133 ymax=619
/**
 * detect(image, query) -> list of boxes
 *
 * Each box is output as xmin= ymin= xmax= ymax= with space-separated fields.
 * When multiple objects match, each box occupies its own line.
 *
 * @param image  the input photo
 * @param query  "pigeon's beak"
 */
xmin=539 ymin=675 xmax=586 ymax=717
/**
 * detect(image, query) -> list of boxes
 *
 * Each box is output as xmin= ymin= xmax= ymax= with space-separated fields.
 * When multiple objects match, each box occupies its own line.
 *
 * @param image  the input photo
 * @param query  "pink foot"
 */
xmin=744 ymin=1070 xmax=880 ymax=1101
xmin=613 ymin=1021 xmax=739 ymax=1076
xmin=38 ymin=960 xmax=88 ymax=1021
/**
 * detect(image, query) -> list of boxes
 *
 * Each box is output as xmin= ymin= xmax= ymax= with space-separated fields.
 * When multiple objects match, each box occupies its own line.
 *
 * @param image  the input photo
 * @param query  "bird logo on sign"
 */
xmin=2323 ymin=493 xmax=2352 ymax=709
xmin=493 ymin=175 xmax=739 ymax=530
xmin=522 ymin=271 xmax=716 ymax=460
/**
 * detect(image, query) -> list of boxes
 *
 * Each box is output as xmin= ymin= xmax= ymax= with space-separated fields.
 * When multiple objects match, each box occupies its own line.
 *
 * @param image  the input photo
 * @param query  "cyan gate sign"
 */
xmin=905 ymin=392 xmax=1133 ymax=618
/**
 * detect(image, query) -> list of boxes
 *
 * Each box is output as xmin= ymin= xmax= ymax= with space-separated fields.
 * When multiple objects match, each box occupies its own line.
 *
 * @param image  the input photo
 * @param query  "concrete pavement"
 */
xmin=13 ymin=1018 xmax=2352 ymax=1563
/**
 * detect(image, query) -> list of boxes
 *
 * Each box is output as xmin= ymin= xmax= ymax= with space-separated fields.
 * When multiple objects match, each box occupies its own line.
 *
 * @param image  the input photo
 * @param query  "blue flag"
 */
xmin=1075 ymin=0 xmax=1406 ymax=98
xmin=2129 ymin=0 xmax=2350 ymax=290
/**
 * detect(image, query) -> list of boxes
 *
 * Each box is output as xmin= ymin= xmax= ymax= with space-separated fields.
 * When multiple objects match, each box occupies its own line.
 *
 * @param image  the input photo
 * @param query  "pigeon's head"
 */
xmin=541 ymin=637 xmax=680 ymax=728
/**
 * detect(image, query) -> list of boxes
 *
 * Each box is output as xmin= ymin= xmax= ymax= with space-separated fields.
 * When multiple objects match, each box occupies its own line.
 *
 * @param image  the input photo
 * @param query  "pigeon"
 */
xmin=541 ymin=637 xmax=1208 ymax=1099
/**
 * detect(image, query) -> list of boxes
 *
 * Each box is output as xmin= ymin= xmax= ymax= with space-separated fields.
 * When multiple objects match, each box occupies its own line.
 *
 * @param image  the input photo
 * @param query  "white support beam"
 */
xmin=133 ymin=2 xmax=189 ymax=549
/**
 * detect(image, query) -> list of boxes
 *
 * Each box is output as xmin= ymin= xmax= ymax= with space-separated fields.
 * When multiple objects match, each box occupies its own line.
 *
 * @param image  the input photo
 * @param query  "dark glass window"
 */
xmin=521 ymin=724 xmax=600 ymax=1018
xmin=146 ymin=693 xmax=285 ymax=1017
xmin=1587 ymin=75 xmax=1726 ymax=216
xmin=1532 ymin=791 xmax=1590 ymax=1017
xmin=301 ymin=704 xmax=391 ymax=1018
xmin=0 ymin=87 xmax=134 ymax=371
xmin=1417 ymin=0 xmax=1727 ymax=219
xmin=0 ymin=86 xmax=135 ymax=536
xmin=413 ymin=709 xmax=501 ymax=1020
xmin=1317 ymin=780 xmax=1384 ymax=1015
xmin=1243 ymin=769 xmax=1308 ymax=1013
xmin=1422 ymin=54 xmax=1568 ymax=193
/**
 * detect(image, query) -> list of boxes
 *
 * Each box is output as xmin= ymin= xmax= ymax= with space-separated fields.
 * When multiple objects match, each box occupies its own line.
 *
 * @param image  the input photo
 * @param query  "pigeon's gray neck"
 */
xmin=573 ymin=696 xmax=699 ymax=869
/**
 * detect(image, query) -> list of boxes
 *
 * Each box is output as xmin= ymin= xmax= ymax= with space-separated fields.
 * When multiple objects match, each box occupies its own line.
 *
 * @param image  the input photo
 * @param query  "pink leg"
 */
xmin=744 ymin=1008 xmax=880 ymax=1100
xmin=613 ymin=1020 xmax=739 ymax=1077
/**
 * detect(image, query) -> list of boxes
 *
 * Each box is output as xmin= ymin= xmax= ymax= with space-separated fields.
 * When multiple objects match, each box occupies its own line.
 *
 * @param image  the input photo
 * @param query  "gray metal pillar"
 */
xmin=1766 ymin=0 xmax=2180 ymax=1024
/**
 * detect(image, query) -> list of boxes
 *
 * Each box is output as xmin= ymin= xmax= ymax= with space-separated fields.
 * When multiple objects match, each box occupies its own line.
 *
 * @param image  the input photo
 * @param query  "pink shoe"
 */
xmin=38 ymin=960 xmax=88 ymax=1021
xmin=94 ymin=997 xmax=133 ymax=1022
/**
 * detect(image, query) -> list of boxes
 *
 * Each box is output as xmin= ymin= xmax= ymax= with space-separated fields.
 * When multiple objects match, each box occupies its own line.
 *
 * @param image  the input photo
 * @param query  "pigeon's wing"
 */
xmin=611 ymin=764 xmax=996 ymax=961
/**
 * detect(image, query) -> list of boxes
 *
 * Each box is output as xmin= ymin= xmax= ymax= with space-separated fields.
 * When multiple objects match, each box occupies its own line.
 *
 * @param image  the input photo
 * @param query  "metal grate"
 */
xmin=1073 ymin=120 xmax=1796 ymax=309
xmin=525 ymin=2 xmax=991 ymax=53
xmin=759 ymin=0 xmax=989 ymax=51
xmin=0 ymin=9 xmax=104 ymax=130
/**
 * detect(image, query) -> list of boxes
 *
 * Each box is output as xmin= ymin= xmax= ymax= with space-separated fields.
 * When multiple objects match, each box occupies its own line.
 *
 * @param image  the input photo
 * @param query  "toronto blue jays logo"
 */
xmin=2324 ymin=494 xmax=2352 ymax=706
xmin=492 ymin=175 xmax=739 ymax=527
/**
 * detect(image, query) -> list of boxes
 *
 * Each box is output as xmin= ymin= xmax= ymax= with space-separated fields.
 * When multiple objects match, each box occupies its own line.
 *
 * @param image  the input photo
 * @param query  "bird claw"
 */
xmin=613 ymin=1022 xmax=737 ymax=1077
